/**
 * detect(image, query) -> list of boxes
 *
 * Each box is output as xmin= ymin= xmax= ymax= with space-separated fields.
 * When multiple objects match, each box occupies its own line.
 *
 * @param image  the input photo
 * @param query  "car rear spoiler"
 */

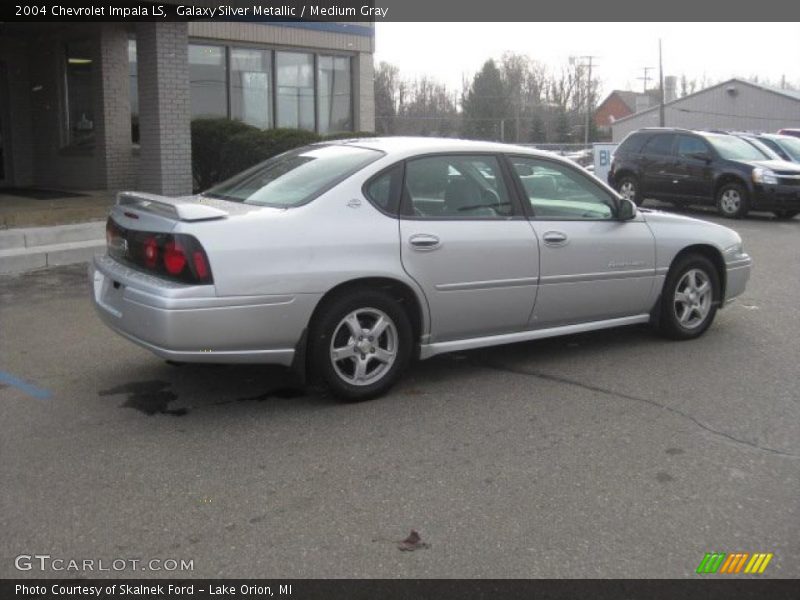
xmin=116 ymin=191 xmax=228 ymax=222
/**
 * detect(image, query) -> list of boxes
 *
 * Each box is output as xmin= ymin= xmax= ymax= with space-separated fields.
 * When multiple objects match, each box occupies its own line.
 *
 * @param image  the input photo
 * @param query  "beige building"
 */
xmin=0 ymin=21 xmax=375 ymax=196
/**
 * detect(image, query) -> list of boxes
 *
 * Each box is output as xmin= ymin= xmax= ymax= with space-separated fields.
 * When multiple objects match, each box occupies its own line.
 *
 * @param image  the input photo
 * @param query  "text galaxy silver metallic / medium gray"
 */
xmin=90 ymin=137 xmax=751 ymax=400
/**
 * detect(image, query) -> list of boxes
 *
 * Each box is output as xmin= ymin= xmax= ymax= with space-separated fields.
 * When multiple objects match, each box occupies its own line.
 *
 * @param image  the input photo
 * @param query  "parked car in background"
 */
xmin=609 ymin=128 xmax=800 ymax=219
xmin=738 ymin=133 xmax=800 ymax=164
xmin=731 ymin=133 xmax=785 ymax=161
xmin=92 ymin=137 xmax=751 ymax=401
xmin=778 ymin=128 xmax=800 ymax=139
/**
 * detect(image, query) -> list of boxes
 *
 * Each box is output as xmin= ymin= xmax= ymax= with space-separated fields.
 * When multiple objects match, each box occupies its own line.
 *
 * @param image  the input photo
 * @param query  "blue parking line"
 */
xmin=0 ymin=371 xmax=52 ymax=400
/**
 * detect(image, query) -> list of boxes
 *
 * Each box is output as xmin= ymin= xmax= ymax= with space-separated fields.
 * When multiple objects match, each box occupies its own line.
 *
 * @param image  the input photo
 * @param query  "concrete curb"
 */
xmin=0 ymin=222 xmax=106 ymax=275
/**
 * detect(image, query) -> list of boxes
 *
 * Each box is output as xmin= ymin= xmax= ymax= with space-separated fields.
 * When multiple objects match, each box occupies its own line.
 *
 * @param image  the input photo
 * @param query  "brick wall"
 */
xmin=96 ymin=24 xmax=137 ymax=190
xmin=595 ymin=93 xmax=634 ymax=128
xmin=136 ymin=22 xmax=192 ymax=196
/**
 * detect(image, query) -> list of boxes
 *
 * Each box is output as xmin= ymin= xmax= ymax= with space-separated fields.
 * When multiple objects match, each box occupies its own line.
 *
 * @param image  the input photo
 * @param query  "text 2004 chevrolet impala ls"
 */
xmin=91 ymin=137 xmax=752 ymax=401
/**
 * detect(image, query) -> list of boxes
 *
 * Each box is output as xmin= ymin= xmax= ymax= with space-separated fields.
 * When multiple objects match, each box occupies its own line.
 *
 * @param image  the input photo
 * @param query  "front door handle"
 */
xmin=542 ymin=231 xmax=568 ymax=247
xmin=409 ymin=233 xmax=441 ymax=251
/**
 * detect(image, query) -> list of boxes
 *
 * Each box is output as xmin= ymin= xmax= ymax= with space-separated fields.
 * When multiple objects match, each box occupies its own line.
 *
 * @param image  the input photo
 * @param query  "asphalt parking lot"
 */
xmin=1 ymin=205 xmax=798 ymax=579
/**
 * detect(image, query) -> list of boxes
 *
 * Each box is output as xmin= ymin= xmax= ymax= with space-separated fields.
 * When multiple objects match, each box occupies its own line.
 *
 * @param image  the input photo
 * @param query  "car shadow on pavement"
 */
xmin=98 ymin=325 xmax=660 ymax=417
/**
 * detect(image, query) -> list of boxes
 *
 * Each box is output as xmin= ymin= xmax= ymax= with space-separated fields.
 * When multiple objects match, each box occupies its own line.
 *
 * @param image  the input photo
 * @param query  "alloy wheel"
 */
xmin=673 ymin=269 xmax=713 ymax=329
xmin=720 ymin=189 xmax=741 ymax=215
xmin=329 ymin=308 xmax=398 ymax=386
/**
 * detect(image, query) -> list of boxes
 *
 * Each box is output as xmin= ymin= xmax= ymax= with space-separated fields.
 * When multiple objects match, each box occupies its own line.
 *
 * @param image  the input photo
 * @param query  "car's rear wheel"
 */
xmin=773 ymin=209 xmax=799 ymax=220
xmin=310 ymin=290 xmax=413 ymax=401
xmin=716 ymin=182 xmax=749 ymax=218
xmin=658 ymin=255 xmax=720 ymax=340
xmin=616 ymin=175 xmax=641 ymax=206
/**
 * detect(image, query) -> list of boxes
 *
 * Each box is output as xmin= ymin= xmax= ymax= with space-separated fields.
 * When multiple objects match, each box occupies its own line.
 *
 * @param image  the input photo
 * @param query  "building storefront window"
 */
xmin=189 ymin=44 xmax=227 ymax=118
xmin=64 ymin=41 xmax=95 ymax=148
xmin=317 ymin=55 xmax=352 ymax=134
xmin=230 ymin=47 xmax=271 ymax=129
xmin=186 ymin=42 xmax=353 ymax=133
xmin=276 ymin=51 xmax=315 ymax=130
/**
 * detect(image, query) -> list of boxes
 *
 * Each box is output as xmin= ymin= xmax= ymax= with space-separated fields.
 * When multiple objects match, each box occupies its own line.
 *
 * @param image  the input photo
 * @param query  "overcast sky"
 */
xmin=374 ymin=23 xmax=800 ymax=100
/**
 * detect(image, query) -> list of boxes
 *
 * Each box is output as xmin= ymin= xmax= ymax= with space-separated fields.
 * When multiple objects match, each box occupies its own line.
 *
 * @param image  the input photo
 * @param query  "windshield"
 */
xmin=204 ymin=145 xmax=383 ymax=207
xmin=773 ymin=136 xmax=800 ymax=161
xmin=707 ymin=135 xmax=770 ymax=161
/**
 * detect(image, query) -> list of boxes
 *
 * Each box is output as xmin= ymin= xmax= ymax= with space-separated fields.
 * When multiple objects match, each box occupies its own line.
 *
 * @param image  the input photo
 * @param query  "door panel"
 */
xmin=639 ymin=133 xmax=677 ymax=198
xmin=399 ymin=153 xmax=538 ymax=342
xmin=530 ymin=220 xmax=656 ymax=327
xmin=400 ymin=220 xmax=539 ymax=341
xmin=506 ymin=154 xmax=657 ymax=329
xmin=669 ymin=135 xmax=714 ymax=200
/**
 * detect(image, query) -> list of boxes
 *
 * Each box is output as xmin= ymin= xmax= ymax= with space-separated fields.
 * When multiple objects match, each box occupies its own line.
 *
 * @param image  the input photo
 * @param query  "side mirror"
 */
xmin=617 ymin=197 xmax=637 ymax=221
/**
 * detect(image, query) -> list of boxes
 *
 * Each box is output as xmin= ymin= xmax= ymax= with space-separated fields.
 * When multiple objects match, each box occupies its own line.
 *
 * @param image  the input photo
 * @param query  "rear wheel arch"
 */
xmin=308 ymin=277 xmax=426 ymax=349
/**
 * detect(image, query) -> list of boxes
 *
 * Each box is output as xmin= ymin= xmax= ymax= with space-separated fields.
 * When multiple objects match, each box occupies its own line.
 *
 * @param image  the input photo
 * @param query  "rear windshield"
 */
xmin=706 ymin=135 xmax=769 ymax=161
xmin=204 ymin=145 xmax=383 ymax=207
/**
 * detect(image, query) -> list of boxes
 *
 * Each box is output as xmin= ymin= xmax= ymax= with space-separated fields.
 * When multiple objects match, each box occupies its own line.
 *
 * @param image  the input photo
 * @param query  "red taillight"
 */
xmin=106 ymin=217 xmax=212 ymax=284
xmin=163 ymin=239 xmax=187 ymax=275
xmin=192 ymin=251 xmax=209 ymax=279
xmin=143 ymin=236 xmax=159 ymax=269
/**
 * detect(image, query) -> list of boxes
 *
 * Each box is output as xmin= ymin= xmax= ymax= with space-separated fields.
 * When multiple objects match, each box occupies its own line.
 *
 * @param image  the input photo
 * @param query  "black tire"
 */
xmin=716 ymin=181 xmax=749 ymax=218
xmin=773 ymin=210 xmax=799 ymax=220
xmin=616 ymin=175 xmax=642 ymax=206
xmin=658 ymin=254 xmax=720 ymax=340
xmin=309 ymin=289 xmax=413 ymax=402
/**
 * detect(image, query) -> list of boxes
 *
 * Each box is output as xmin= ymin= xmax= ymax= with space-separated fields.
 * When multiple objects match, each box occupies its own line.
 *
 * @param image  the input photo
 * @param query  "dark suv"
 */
xmin=608 ymin=128 xmax=800 ymax=219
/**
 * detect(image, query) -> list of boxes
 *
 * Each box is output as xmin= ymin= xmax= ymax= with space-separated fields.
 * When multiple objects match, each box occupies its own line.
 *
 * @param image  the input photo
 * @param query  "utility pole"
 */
xmin=571 ymin=55 xmax=599 ymax=147
xmin=658 ymin=40 xmax=665 ymax=127
xmin=637 ymin=66 xmax=654 ymax=92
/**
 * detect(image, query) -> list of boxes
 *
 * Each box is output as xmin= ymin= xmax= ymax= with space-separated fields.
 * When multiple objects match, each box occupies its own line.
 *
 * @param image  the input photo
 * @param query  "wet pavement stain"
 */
xmin=98 ymin=380 xmax=187 ymax=416
xmin=656 ymin=471 xmax=675 ymax=483
xmin=665 ymin=447 xmax=685 ymax=455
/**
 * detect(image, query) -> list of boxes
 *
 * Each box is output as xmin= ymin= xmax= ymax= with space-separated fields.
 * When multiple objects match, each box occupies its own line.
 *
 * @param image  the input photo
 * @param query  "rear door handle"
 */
xmin=542 ymin=231 xmax=568 ymax=247
xmin=409 ymin=233 xmax=441 ymax=251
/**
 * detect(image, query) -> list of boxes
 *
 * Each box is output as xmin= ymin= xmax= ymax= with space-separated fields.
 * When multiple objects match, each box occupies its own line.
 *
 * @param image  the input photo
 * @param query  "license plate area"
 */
xmin=94 ymin=270 xmax=125 ymax=318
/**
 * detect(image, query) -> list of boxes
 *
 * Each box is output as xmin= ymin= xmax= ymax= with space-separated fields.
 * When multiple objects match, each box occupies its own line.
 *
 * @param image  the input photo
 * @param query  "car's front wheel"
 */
xmin=716 ymin=182 xmax=749 ymax=218
xmin=658 ymin=255 xmax=720 ymax=340
xmin=310 ymin=290 xmax=413 ymax=401
xmin=616 ymin=175 xmax=642 ymax=206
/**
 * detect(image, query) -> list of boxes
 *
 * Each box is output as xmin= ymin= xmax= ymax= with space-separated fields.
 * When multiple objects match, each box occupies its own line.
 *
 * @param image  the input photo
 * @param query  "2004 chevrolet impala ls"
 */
xmin=91 ymin=137 xmax=752 ymax=400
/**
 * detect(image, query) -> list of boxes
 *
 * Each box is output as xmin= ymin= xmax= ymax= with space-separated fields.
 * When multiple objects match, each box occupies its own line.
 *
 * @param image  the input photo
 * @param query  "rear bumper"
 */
xmin=724 ymin=254 xmax=752 ymax=304
xmin=90 ymin=255 xmax=320 ymax=365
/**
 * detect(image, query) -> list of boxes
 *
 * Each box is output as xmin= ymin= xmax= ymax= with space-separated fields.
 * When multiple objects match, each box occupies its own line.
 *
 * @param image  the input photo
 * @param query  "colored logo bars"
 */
xmin=696 ymin=552 xmax=773 ymax=574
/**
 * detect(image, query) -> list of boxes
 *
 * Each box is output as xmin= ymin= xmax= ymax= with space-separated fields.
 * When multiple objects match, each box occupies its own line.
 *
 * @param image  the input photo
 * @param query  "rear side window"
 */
xmin=402 ymin=155 xmax=513 ymax=219
xmin=364 ymin=163 xmax=403 ymax=214
xmin=642 ymin=133 xmax=675 ymax=156
xmin=616 ymin=132 xmax=650 ymax=155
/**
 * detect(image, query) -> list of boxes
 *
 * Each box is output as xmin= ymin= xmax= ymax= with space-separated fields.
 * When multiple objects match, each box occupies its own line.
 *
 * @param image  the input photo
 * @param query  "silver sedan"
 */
xmin=90 ymin=137 xmax=752 ymax=400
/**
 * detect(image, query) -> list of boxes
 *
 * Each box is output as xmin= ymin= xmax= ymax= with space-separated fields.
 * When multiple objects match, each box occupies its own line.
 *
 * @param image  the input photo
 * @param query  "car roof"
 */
xmin=321 ymin=136 xmax=558 ymax=159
